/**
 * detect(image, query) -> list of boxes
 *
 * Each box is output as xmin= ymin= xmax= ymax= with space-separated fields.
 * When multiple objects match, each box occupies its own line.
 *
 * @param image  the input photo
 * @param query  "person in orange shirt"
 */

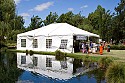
xmin=99 ymin=44 xmax=103 ymax=55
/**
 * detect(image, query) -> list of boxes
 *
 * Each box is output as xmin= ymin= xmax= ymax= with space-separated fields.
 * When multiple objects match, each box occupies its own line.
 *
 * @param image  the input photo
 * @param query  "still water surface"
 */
xmin=0 ymin=52 xmax=106 ymax=83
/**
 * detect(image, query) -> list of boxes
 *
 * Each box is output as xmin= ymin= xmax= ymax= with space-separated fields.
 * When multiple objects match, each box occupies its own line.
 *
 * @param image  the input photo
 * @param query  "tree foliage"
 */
xmin=0 ymin=0 xmax=25 ymax=47
xmin=88 ymin=5 xmax=113 ymax=41
xmin=113 ymin=0 xmax=125 ymax=43
xmin=26 ymin=15 xmax=43 ymax=31
xmin=26 ymin=2 xmax=125 ymax=43
xmin=44 ymin=12 xmax=58 ymax=25
xmin=1 ymin=0 xmax=125 ymax=48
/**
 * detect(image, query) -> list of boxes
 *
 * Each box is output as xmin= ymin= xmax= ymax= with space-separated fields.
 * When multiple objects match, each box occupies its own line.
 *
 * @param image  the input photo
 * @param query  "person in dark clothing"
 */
xmin=107 ymin=45 xmax=110 ymax=52
xmin=86 ymin=44 xmax=89 ymax=54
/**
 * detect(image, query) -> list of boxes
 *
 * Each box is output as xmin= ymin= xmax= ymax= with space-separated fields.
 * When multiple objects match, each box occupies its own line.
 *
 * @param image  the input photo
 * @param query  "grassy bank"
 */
xmin=8 ymin=49 xmax=118 ymax=62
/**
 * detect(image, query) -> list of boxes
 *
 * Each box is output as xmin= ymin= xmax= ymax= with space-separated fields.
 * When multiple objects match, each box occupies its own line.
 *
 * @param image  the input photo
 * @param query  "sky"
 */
xmin=14 ymin=0 xmax=120 ymax=27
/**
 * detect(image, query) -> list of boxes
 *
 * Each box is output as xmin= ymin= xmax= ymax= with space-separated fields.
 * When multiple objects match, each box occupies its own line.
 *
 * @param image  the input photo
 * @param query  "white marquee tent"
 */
xmin=17 ymin=23 xmax=99 ymax=53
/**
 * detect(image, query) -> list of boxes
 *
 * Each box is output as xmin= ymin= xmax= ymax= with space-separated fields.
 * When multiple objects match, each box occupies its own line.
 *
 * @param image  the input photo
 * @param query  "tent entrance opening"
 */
xmin=73 ymin=35 xmax=87 ymax=53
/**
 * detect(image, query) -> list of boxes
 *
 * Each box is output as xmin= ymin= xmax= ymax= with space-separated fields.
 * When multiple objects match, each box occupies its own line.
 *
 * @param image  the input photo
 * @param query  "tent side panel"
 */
xmin=58 ymin=36 xmax=73 ymax=53
xmin=17 ymin=35 xmax=73 ymax=53
xmin=44 ymin=35 xmax=73 ymax=53
xmin=17 ymin=36 xmax=33 ymax=50
xmin=33 ymin=36 xmax=46 ymax=51
xmin=45 ymin=36 xmax=61 ymax=52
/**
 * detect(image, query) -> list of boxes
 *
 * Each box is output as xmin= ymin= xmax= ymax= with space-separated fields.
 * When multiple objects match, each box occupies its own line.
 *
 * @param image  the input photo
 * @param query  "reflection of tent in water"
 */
xmin=17 ymin=53 xmax=98 ymax=80
xmin=46 ymin=57 xmax=52 ymax=67
xmin=21 ymin=56 xmax=26 ymax=64
xmin=60 ymin=61 xmax=67 ymax=69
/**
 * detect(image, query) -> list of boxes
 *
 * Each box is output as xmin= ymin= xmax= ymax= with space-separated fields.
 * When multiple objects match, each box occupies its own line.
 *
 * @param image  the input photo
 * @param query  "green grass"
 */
xmin=8 ymin=49 xmax=117 ymax=62
xmin=7 ymin=43 xmax=16 ymax=47
xmin=9 ymin=49 xmax=55 ymax=55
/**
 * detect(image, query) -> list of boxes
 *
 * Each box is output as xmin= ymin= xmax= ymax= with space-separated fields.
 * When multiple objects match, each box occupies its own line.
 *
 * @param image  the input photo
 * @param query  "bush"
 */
xmin=0 ymin=41 xmax=7 ymax=49
xmin=0 ymin=47 xmax=8 ymax=52
xmin=7 ymin=43 xmax=16 ymax=49
xmin=26 ymin=50 xmax=28 ymax=55
xmin=105 ymin=62 xmax=125 ymax=83
xmin=29 ymin=50 xmax=34 ymax=55
xmin=83 ymin=55 xmax=91 ymax=62
xmin=55 ymin=50 xmax=66 ymax=61
xmin=110 ymin=45 xmax=125 ymax=50
xmin=98 ymin=57 xmax=113 ymax=69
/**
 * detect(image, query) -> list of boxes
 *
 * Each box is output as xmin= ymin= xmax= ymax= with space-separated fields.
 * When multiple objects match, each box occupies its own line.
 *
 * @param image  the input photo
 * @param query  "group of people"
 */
xmin=81 ymin=41 xmax=98 ymax=54
xmin=81 ymin=42 xmax=89 ymax=54
xmin=81 ymin=41 xmax=110 ymax=55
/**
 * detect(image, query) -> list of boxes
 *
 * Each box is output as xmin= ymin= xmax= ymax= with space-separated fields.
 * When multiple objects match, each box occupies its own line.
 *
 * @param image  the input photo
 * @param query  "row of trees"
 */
xmin=27 ymin=0 xmax=125 ymax=43
xmin=0 ymin=0 xmax=125 ymax=47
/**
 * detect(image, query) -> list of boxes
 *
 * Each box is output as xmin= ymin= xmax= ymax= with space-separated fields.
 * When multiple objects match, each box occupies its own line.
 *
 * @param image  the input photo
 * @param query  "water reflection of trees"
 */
xmin=73 ymin=59 xmax=98 ymax=73
xmin=86 ymin=68 xmax=106 ymax=83
xmin=73 ymin=58 xmax=106 ymax=83
xmin=0 ymin=52 xmax=23 ymax=83
xmin=73 ymin=59 xmax=82 ymax=73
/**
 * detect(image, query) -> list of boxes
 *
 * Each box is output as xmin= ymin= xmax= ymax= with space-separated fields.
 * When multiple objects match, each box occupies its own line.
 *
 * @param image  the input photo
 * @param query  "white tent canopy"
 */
xmin=17 ymin=23 xmax=99 ymax=53
xmin=17 ymin=23 xmax=99 ymax=37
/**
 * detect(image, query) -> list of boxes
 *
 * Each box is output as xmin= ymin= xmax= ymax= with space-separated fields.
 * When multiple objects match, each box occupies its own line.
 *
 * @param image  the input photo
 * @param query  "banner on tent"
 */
xmin=76 ymin=35 xmax=87 ymax=40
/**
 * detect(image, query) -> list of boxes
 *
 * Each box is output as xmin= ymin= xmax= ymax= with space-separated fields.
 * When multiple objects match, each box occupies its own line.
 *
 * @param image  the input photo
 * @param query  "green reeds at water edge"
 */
xmin=98 ymin=57 xmax=113 ymax=69
xmin=25 ymin=50 xmax=34 ymax=55
xmin=55 ymin=50 xmax=67 ymax=61
xmin=98 ymin=57 xmax=125 ymax=82
xmin=105 ymin=62 xmax=125 ymax=83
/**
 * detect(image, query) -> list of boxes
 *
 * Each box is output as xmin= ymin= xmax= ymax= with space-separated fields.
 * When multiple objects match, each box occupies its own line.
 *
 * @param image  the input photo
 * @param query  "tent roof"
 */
xmin=17 ymin=23 xmax=99 ymax=37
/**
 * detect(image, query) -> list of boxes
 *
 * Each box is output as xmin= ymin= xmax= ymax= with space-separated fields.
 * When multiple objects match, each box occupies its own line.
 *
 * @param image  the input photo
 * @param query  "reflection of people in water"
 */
xmin=99 ymin=44 xmax=103 ymax=55
xmin=60 ymin=61 xmax=67 ymax=69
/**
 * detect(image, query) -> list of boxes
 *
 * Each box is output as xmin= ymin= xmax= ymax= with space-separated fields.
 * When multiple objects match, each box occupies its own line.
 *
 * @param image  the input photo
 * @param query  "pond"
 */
xmin=0 ymin=52 xmax=106 ymax=83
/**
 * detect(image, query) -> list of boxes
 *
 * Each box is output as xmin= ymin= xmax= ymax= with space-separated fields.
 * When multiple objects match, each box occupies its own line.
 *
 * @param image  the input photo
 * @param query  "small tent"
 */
xmin=17 ymin=23 xmax=99 ymax=53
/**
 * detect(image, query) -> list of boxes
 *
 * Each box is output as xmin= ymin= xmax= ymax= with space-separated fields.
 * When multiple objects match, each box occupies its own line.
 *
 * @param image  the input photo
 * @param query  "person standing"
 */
xmin=107 ymin=44 xmax=110 ymax=52
xmin=82 ymin=42 xmax=85 ymax=53
xmin=99 ymin=44 xmax=103 ymax=55
xmin=86 ymin=44 xmax=89 ymax=54
xmin=90 ymin=41 xmax=93 ymax=53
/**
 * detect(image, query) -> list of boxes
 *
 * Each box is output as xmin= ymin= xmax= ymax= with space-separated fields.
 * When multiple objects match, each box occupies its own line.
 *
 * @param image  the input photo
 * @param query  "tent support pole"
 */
xmin=88 ymin=36 xmax=90 ymax=49
xmin=88 ymin=36 xmax=89 ymax=42
xmin=72 ymin=36 xmax=74 ymax=53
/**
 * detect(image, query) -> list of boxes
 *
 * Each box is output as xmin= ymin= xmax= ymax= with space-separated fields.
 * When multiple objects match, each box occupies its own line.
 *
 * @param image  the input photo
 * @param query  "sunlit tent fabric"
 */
xmin=17 ymin=23 xmax=99 ymax=37
xmin=17 ymin=23 xmax=99 ymax=53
